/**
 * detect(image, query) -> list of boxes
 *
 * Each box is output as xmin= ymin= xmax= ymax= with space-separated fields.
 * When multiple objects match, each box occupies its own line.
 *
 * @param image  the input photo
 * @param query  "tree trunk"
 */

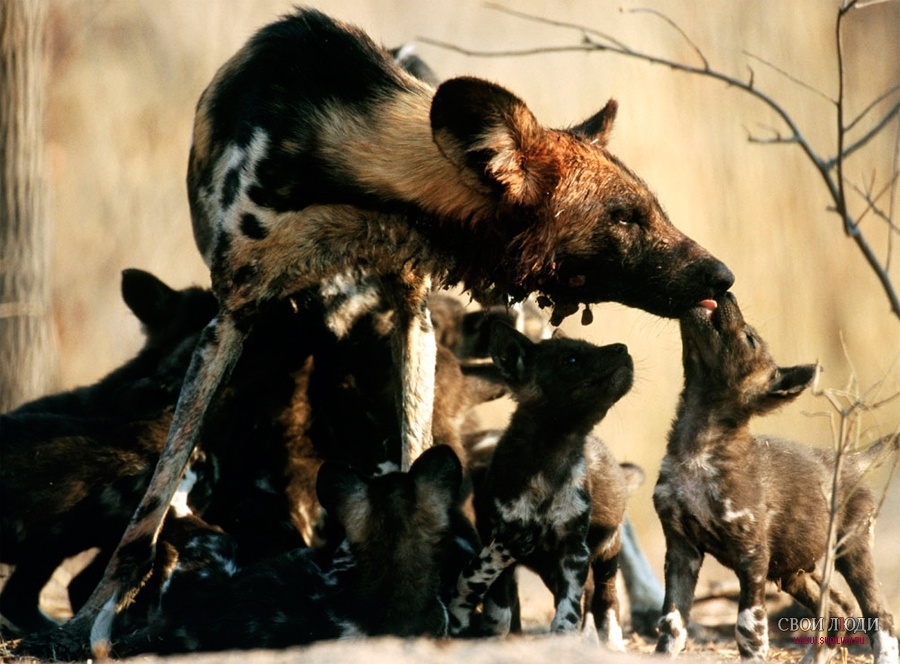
xmin=0 ymin=1 xmax=56 ymax=412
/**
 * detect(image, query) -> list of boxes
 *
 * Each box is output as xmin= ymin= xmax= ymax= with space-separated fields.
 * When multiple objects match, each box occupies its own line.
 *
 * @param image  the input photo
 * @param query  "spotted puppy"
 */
xmin=449 ymin=323 xmax=633 ymax=637
xmin=654 ymin=292 xmax=898 ymax=663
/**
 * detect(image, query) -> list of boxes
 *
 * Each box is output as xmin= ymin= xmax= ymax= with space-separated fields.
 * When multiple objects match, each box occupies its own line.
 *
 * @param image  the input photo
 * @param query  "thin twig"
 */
xmin=628 ymin=7 xmax=708 ymax=69
xmin=844 ymin=83 xmax=900 ymax=133
xmin=743 ymin=51 xmax=835 ymax=105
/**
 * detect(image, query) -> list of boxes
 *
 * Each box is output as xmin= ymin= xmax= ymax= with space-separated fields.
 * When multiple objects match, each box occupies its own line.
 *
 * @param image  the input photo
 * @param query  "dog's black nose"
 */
xmin=605 ymin=343 xmax=629 ymax=356
xmin=706 ymin=261 xmax=735 ymax=293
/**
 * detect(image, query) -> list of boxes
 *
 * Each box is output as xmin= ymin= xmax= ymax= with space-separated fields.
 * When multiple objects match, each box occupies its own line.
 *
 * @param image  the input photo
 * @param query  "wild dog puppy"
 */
xmin=464 ymin=428 xmax=644 ymax=647
xmin=654 ymin=292 xmax=899 ymax=663
xmin=49 ymin=9 xmax=734 ymax=657
xmin=0 ymin=270 xmax=215 ymax=635
xmin=449 ymin=324 xmax=634 ymax=639
xmin=114 ymin=446 xmax=474 ymax=654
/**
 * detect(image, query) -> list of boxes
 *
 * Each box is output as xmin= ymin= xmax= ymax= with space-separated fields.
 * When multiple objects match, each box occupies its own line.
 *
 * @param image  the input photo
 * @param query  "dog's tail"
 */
xmin=854 ymin=430 xmax=900 ymax=475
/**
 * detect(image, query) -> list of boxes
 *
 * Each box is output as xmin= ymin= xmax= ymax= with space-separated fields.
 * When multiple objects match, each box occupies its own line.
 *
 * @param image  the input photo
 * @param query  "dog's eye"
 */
xmin=745 ymin=331 xmax=756 ymax=349
xmin=608 ymin=204 xmax=635 ymax=226
xmin=563 ymin=355 xmax=577 ymax=365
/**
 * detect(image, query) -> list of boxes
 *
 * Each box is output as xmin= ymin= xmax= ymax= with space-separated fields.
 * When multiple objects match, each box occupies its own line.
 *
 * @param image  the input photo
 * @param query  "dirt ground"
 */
xmin=3 ymin=481 xmax=897 ymax=664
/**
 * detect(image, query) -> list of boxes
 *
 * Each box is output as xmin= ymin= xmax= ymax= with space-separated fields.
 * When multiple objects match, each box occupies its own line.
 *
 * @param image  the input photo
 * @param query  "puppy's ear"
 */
xmin=567 ymin=99 xmax=617 ymax=147
xmin=411 ymin=444 xmax=463 ymax=502
xmin=121 ymin=268 xmax=176 ymax=328
xmin=769 ymin=364 xmax=817 ymax=398
xmin=619 ymin=462 xmax=645 ymax=494
xmin=489 ymin=321 xmax=533 ymax=386
xmin=755 ymin=364 xmax=818 ymax=414
xmin=430 ymin=77 xmax=560 ymax=208
xmin=316 ymin=462 xmax=369 ymax=539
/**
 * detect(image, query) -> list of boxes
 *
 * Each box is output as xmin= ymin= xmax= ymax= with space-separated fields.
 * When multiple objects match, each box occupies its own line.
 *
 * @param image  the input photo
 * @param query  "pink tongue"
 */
xmin=699 ymin=299 xmax=717 ymax=318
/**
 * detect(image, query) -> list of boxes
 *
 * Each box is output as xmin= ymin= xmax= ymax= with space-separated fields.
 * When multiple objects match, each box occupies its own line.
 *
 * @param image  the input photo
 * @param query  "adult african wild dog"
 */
xmin=654 ymin=292 xmax=898 ymax=664
xmin=30 ymin=9 xmax=733 ymax=657
xmin=449 ymin=324 xmax=634 ymax=642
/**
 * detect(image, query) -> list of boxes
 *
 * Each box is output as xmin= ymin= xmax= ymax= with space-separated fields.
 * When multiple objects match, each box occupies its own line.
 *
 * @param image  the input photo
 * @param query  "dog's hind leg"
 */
xmin=14 ymin=314 xmax=248 ymax=660
xmin=384 ymin=270 xmax=435 ymax=471
xmin=656 ymin=538 xmax=702 ymax=656
xmin=835 ymin=538 xmax=898 ymax=664
xmin=779 ymin=569 xmax=854 ymax=636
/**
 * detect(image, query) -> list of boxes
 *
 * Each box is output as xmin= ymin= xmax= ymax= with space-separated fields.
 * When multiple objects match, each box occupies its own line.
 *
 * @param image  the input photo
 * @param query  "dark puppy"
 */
xmin=654 ymin=292 xmax=898 ymax=663
xmin=449 ymin=324 xmax=633 ymax=639
xmin=0 ymin=270 xmax=215 ymax=634
xmin=113 ymin=445 xmax=474 ymax=654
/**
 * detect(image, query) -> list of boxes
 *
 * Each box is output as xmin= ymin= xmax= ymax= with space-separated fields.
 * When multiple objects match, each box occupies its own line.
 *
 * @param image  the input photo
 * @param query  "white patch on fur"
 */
xmin=469 ymin=431 xmax=502 ymax=456
xmin=721 ymin=498 xmax=755 ymax=524
xmin=658 ymin=610 xmax=687 ymax=655
xmin=170 ymin=467 xmax=197 ymax=517
xmin=602 ymin=608 xmax=626 ymax=652
xmin=336 ymin=619 xmax=365 ymax=639
xmin=735 ymin=606 xmax=768 ymax=661
xmin=375 ymin=461 xmax=399 ymax=476
xmin=319 ymin=270 xmax=382 ymax=338
xmin=482 ymin=599 xmax=513 ymax=637
xmin=399 ymin=289 xmax=436 ymax=470
xmin=496 ymin=460 xmax=588 ymax=526
xmin=872 ymin=629 xmax=899 ymax=664
xmin=686 ymin=449 xmax=716 ymax=474
xmin=89 ymin=595 xmax=118 ymax=657
xmin=581 ymin=611 xmax=601 ymax=645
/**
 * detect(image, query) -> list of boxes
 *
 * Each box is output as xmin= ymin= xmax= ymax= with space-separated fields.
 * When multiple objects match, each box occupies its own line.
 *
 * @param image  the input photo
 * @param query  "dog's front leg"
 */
xmin=735 ymin=557 xmax=770 ymax=661
xmin=385 ymin=270 xmax=435 ymax=471
xmin=656 ymin=538 xmax=703 ymax=657
xmin=449 ymin=541 xmax=519 ymax=636
xmin=549 ymin=531 xmax=592 ymax=634
xmin=481 ymin=568 xmax=518 ymax=637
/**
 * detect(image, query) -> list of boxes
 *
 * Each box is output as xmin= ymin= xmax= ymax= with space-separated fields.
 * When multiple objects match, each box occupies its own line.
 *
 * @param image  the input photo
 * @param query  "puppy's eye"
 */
xmin=564 ymin=355 xmax=577 ymax=365
xmin=745 ymin=332 xmax=756 ymax=349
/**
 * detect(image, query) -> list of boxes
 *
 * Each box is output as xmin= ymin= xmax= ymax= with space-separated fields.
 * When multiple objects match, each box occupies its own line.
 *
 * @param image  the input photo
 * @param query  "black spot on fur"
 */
xmin=232 ymin=265 xmax=257 ymax=288
xmin=220 ymin=167 xmax=241 ymax=210
xmin=239 ymin=213 xmax=267 ymax=240
xmin=737 ymin=623 xmax=760 ymax=641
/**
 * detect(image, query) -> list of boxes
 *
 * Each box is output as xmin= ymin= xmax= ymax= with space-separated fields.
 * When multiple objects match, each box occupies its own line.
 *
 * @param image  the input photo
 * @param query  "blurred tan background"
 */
xmin=36 ymin=0 xmax=899 ymax=617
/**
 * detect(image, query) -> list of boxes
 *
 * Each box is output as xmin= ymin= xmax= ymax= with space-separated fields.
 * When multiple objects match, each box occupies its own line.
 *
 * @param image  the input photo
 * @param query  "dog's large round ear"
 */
xmin=410 ymin=444 xmax=463 ymax=501
xmin=316 ymin=462 xmax=368 ymax=527
xmin=430 ymin=76 xmax=560 ymax=208
xmin=567 ymin=99 xmax=618 ymax=147
xmin=489 ymin=321 xmax=533 ymax=386
xmin=121 ymin=268 xmax=176 ymax=328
